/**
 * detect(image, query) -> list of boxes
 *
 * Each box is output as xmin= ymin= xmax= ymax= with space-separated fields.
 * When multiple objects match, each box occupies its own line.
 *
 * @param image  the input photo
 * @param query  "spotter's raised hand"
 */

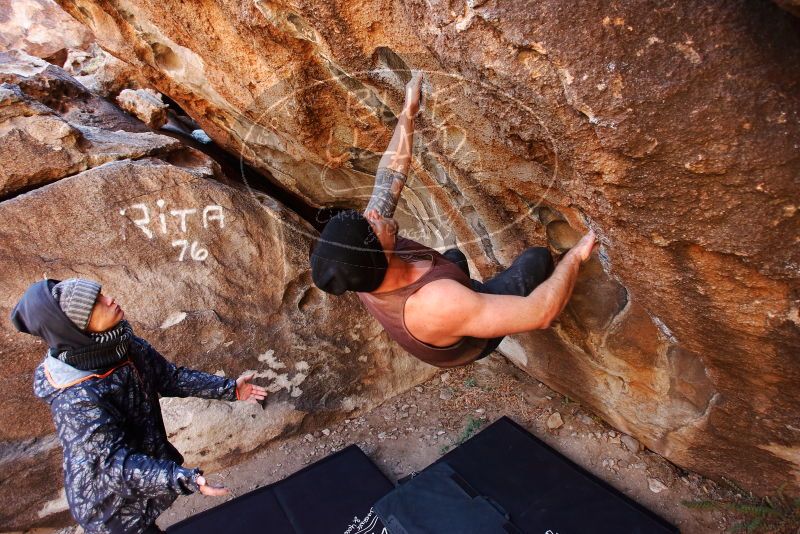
xmin=235 ymin=373 xmax=267 ymax=404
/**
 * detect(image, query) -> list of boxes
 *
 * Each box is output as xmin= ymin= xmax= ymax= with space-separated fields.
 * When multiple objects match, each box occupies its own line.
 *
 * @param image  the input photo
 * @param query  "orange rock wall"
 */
xmin=53 ymin=0 xmax=800 ymax=494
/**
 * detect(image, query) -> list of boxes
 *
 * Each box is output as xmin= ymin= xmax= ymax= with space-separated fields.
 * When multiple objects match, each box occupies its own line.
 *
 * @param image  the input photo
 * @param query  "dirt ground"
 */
xmin=150 ymin=354 xmax=744 ymax=533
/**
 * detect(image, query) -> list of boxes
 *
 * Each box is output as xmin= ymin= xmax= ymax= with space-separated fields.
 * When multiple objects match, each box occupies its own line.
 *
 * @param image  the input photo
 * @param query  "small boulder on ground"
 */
xmin=116 ymin=88 xmax=169 ymax=129
xmin=546 ymin=411 xmax=564 ymax=430
xmin=621 ymin=434 xmax=642 ymax=453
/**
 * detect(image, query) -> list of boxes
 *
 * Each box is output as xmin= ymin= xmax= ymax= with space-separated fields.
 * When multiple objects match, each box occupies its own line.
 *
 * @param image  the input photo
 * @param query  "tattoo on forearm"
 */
xmin=366 ymin=167 xmax=408 ymax=218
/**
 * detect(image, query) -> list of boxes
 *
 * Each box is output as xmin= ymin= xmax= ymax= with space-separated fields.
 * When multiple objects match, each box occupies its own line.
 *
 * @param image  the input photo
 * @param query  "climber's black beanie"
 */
xmin=310 ymin=210 xmax=388 ymax=295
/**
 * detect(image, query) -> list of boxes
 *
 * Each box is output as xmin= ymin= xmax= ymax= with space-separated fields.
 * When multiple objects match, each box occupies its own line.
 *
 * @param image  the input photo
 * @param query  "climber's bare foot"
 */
xmin=570 ymin=230 xmax=597 ymax=263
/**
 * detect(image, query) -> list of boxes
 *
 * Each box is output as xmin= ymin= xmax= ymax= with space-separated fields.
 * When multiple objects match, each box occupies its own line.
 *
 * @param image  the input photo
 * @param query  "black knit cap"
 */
xmin=310 ymin=210 xmax=388 ymax=295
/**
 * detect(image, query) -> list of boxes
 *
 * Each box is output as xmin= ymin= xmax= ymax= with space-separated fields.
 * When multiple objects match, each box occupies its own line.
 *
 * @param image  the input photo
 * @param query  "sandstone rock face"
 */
xmin=65 ymin=43 xmax=147 ymax=97
xmin=0 ymin=50 xmax=150 ymax=131
xmin=775 ymin=0 xmax=800 ymax=17
xmin=0 ymin=51 xmax=178 ymax=197
xmin=0 ymin=55 xmax=434 ymax=530
xmin=0 ymin=0 xmax=147 ymax=98
xmin=54 ymin=0 xmax=800 ymax=495
xmin=0 ymin=0 xmax=93 ymax=61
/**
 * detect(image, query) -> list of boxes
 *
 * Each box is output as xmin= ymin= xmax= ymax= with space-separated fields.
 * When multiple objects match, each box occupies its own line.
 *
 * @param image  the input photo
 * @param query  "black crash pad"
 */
xmin=376 ymin=416 xmax=678 ymax=534
xmin=167 ymin=445 xmax=392 ymax=534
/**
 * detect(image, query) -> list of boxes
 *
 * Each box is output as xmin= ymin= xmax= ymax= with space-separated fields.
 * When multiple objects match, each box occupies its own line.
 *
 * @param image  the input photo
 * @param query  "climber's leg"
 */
xmin=483 ymin=247 xmax=554 ymax=295
xmin=472 ymin=247 xmax=555 ymax=358
xmin=442 ymin=248 xmax=470 ymax=278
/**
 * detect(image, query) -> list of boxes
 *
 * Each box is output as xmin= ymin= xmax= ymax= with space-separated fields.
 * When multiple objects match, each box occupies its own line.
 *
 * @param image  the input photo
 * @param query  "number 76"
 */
xmin=171 ymin=240 xmax=209 ymax=261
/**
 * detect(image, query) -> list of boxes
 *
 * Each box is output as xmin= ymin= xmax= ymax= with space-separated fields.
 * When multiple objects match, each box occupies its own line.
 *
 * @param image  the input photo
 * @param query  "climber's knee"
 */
xmin=514 ymin=247 xmax=554 ymax=289
xmin=443 ymin=248 xmax=470 ymax=277
xmin=518 ymin=247 xmax=553 ymax=272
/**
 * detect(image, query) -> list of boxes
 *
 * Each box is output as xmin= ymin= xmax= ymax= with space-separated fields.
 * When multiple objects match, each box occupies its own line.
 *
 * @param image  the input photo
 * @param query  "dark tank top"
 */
xmin=357 ymin=237 xmax=488 ymax=368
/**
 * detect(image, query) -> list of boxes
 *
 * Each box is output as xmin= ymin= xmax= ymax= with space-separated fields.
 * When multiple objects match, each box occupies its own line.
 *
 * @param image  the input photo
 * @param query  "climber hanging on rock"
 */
xmin=10 ymin=278 xmax=267 ymax=534
xmin=310 ymin=72 xmax=597 ymax=368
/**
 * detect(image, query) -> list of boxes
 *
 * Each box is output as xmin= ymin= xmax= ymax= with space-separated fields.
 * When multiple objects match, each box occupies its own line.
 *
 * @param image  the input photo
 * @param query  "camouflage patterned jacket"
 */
xmin=33 ymin=336 xmax=237 ymax=534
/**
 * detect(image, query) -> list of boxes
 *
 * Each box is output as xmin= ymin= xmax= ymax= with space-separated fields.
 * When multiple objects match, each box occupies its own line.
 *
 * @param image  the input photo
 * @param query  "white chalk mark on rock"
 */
xmin=37 ymin=488 xmax=68 ymax=518
xmin=251 ymin=350 xmax=309 ymax=398
xmin=119 ymin=201 xmax=225 ymax=261
xmin=160 ymin=311 xmax=187 ymax=329
xmin=652 ymin=316 xmax=677 ymax=343
xmin=498 ymin=337 xmax=528 ymax=367
xmin=647 ymin=477 xmax=668 ymax=493
xmin=258 ymin=349 xmax=286 ymax=369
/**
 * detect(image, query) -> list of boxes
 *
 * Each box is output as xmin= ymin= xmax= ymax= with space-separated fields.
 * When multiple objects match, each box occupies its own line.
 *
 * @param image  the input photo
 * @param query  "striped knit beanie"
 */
xmin=51 ymin=278 xmax=102 ymax=331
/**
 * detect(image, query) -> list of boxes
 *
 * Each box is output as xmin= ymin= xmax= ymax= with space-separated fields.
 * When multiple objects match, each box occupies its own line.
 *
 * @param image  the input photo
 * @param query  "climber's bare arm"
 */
xmin=364 ymin=72 xmax=423 ymax=218
xmin=407 ymin=233 xmax=596 ymax=342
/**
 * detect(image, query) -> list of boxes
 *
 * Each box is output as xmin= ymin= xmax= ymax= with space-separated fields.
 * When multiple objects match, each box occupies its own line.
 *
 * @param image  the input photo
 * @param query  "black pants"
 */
xmin=442 ymin=247 xmax=554 ymax=359
xmin=142 ymin=524 xmax=165 ymax=534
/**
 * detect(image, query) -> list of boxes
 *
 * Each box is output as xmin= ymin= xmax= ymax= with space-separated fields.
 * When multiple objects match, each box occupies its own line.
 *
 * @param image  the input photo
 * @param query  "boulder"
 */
xmin=0 ymin=51 xmax=180 ymax=197
xmin=0 ymin=54 xmax=434 ymax=530
xmin=0 ymin=151 xmax=434 ymax=530
xmin=0 ymin=0 xmax=93 ymax=62
xmin=0 ymin=50 xmax=149 ymax=133
xmin=64 ymin=43 xmax=147 ymax=97
xmin=0 ymin=84 xmax=180 ymax=198
xmin=116 ymin=88 xmax=169 ymax=128
xmin=53 ymin=0 xmax=800 ymax=495
xmin=0 ymin=0 xmax=146 ymax=96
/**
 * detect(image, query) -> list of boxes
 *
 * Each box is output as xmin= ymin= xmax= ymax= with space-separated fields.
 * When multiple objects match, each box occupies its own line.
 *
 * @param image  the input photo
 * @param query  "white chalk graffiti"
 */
xmin=249 ymin=349 xmax=308 ymax=398
xmin=171 ymin=240 xmax=208 ymax=261
xmin=119 ymin=200 xmax=224 ymax=262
